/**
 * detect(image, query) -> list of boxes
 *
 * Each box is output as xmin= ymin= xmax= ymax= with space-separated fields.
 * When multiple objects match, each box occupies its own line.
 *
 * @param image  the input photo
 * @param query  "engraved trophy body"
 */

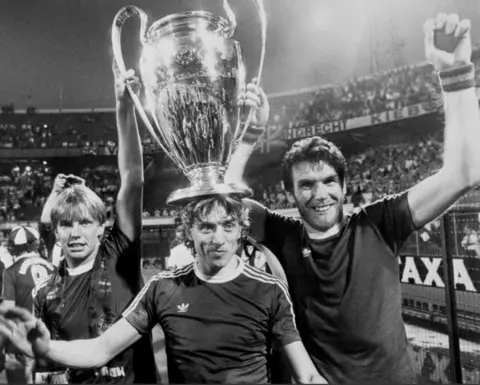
xmin=112 ymin=0 xmax=266 ymax=205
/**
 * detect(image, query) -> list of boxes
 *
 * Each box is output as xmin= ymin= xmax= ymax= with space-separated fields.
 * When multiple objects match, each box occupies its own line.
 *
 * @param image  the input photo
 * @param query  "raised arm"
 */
xmin=226 ymin=81 xmax=270 ymax=241
xmin=113 ymin=62 xmax=144 ymax=242
xmin=407 ymin=14 xmax=480 ymax=228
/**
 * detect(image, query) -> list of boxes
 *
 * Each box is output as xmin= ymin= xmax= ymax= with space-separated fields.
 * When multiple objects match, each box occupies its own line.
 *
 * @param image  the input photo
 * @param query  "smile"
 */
xmin=312 ymin=204 xmax=333 ymax=213
xmin=68 ymin=243 xmax=86 ymax=248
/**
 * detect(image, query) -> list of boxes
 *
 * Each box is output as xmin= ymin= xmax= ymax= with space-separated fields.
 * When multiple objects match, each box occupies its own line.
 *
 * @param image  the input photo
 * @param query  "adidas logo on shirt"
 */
xmin=177 ymin=303 xmax=189 ymax=313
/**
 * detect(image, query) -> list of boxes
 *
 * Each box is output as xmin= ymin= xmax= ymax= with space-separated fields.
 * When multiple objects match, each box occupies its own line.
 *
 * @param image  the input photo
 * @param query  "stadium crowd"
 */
xmin=0 ymin=134 xmax=443 ymax=221
xmin=1 ymin=48 xmax=478 ymax=221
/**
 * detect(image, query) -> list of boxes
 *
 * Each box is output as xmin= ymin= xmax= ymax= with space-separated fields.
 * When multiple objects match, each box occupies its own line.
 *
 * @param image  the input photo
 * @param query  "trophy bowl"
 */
xmin=112 ymin=1 xmax=266 ymax=205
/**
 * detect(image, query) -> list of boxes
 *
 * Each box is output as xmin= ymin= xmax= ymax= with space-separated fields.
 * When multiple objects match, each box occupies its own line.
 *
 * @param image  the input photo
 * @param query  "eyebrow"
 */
xmin=197 ymin=217 xmax=237 ymax=226
xmin=297 ymin=174 xmax=339 ymax=184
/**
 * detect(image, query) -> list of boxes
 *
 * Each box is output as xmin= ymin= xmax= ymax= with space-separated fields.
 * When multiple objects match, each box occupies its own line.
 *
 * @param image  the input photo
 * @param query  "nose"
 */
xmin=212 ymin=228 xmax=226 ymax=245
xmin=70 ymin=222 xmax=82 ymax=238
xmin=312 ymin=182 xmax=329 ymax=200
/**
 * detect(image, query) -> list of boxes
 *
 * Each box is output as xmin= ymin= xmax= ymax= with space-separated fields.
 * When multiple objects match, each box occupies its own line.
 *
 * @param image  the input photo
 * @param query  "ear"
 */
xmin=286 ymin=190 xmax=296 ymax=205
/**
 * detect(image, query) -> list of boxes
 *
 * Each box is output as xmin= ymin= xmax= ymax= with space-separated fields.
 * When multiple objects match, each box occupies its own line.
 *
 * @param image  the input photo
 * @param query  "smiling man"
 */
xmin=0 ymin=195 xmax=326 ymax=384
xmin=226 ymin=13 xmax=480 ymax=384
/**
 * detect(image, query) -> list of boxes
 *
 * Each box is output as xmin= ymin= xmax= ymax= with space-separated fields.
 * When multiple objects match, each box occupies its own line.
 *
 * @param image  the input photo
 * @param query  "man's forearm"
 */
xmin=46 ymin=339 xmax=109 ymax=369
xmin=442 ymin=86 xmax=480 ymax=186
xmin=116 ymin=101 xmax=144 ymax=184
xmin=225 ymin=142 xmax=255 ymax=184
xmin=40 ymin=194 xmax=58 ymax=224
xmin=225 ymin=124 xmax=265 ymax=183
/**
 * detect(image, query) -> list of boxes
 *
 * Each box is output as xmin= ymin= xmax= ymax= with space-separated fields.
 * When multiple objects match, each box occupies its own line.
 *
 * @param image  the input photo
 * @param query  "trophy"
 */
xmin=112 ymin=0 xmax=266 ymax=205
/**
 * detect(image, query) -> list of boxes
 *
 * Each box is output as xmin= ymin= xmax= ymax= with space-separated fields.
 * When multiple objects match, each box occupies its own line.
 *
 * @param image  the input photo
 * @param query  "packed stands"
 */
xmin=3 ymin=50 xmax=480 ymax=221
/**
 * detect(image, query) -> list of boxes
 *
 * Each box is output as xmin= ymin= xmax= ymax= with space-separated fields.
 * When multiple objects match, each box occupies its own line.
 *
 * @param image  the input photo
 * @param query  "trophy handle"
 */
xmin=111 ymin=6 xmax=175 ymax=160
xmin=225 ymin=0 xmax=267 ymax=146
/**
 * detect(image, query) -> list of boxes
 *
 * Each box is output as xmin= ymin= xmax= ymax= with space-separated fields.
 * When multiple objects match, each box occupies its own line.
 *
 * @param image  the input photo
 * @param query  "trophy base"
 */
xmin=166 ymin=182 xmax=253 ymax=206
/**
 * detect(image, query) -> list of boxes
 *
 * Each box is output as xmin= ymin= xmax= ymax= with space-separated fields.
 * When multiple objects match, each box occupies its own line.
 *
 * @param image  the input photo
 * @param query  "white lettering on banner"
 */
xmin=285 ymin=120 xmax=348 ymax=140
xmin=258 ymin=103 xmax=438 ymax=153
xmin=452 ymin=259 xmax=476 ymax=292
xmin=398 ymin=256 xmax=477 ymax=293
xmin=401 ymin=257 xmax=423 ymax=285
xmin=347 ymin=103 xmax=434 ymax=129
xmin=422 ymin=257 xmax=443 ymax=287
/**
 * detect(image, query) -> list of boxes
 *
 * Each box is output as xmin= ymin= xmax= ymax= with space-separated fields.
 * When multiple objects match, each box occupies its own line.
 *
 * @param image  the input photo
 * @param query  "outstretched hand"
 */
xmin=0 ymin=307 xmax=51 ymax=358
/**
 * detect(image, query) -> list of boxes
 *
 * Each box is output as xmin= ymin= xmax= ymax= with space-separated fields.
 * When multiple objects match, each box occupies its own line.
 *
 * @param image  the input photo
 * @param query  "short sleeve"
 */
xmin=270 ymin=281 xmax=301 ymax=349
xmin=103 ymin=221 xmax=140 ymax=261
xmin=2 ymin=268 xmax=15 ymax=302
xmin=102 ymin=221 xmax=142 ymax=290
xmin=364 ymin=192 xmax=417 ymax=255
xmin=121 ymin=276 xmax=160 ymax=335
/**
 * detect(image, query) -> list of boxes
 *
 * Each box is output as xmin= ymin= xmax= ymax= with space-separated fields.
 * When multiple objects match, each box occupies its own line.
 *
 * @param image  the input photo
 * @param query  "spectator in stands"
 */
xmin=29 ymin=63 xmax=159 ymax=384
xmin=228 ymin=13 xmax=480 ymax=384
xmin=461 ymin=226 xmax=480 ymax=258
xmin=0 ymin=194 xmax=326 ymax=384
xmin=0 ymin=226 xmax=54 ymax=384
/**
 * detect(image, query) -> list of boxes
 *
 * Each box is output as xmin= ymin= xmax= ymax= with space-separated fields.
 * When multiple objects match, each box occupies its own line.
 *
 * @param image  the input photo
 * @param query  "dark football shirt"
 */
xmin=34 ymin=222 xmax=158 ymax=384
xmin=122 ymin=257 xmax=300 ymax=384
xmin=256 ymin=193 xmax=418 ymax=384
xmin=2 ymin=256 xmax=54 ymax=311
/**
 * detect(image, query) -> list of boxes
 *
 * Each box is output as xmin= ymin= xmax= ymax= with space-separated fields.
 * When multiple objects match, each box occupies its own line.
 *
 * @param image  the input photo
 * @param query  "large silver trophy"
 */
xmin=112 ymin=0 xmax=266 ymax=205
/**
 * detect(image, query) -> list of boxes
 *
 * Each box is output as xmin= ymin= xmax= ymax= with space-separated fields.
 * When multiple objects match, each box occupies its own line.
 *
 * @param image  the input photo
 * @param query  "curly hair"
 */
xmin=282 ymin=136 xmax=347 ymax=193
xmin=179 ymin=195 xmax=250 ymax=253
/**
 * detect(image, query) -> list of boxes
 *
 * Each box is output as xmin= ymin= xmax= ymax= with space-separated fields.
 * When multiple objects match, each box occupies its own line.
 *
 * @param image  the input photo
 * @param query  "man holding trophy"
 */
xmin=226 ymin=12 xmax=480 ymax=385
xmin=0 ymin=1 xmax=328 ymax=384
xmin=0 ymin=192 xmax=326 ymax=384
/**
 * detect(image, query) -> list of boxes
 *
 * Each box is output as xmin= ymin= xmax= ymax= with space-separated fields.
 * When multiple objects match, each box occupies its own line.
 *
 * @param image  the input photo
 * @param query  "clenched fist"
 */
xmin=424 ymin=13 xmax=472 ymax=72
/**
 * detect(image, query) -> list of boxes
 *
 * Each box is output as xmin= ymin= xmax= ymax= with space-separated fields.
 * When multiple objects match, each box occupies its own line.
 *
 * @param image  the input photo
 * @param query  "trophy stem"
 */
xmin=167 ymin=164 xmax=252 ymax=205
xmin=186 ymin=165 xmax=226 ymax=187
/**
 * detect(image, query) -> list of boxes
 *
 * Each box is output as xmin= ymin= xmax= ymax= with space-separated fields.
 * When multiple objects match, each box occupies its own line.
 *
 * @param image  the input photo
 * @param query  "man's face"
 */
xmin=189 ymin=205 xmax=242 ymax=271
xmin=288 ymin=161 xmax=345 ymax=232
xmin=55 ymin=205 xmax=104 ymax=264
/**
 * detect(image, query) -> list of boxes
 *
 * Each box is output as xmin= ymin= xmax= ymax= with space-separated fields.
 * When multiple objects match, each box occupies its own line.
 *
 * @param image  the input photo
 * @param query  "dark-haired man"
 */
xmin=227 ymin=13 xmax=480 ymax=384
